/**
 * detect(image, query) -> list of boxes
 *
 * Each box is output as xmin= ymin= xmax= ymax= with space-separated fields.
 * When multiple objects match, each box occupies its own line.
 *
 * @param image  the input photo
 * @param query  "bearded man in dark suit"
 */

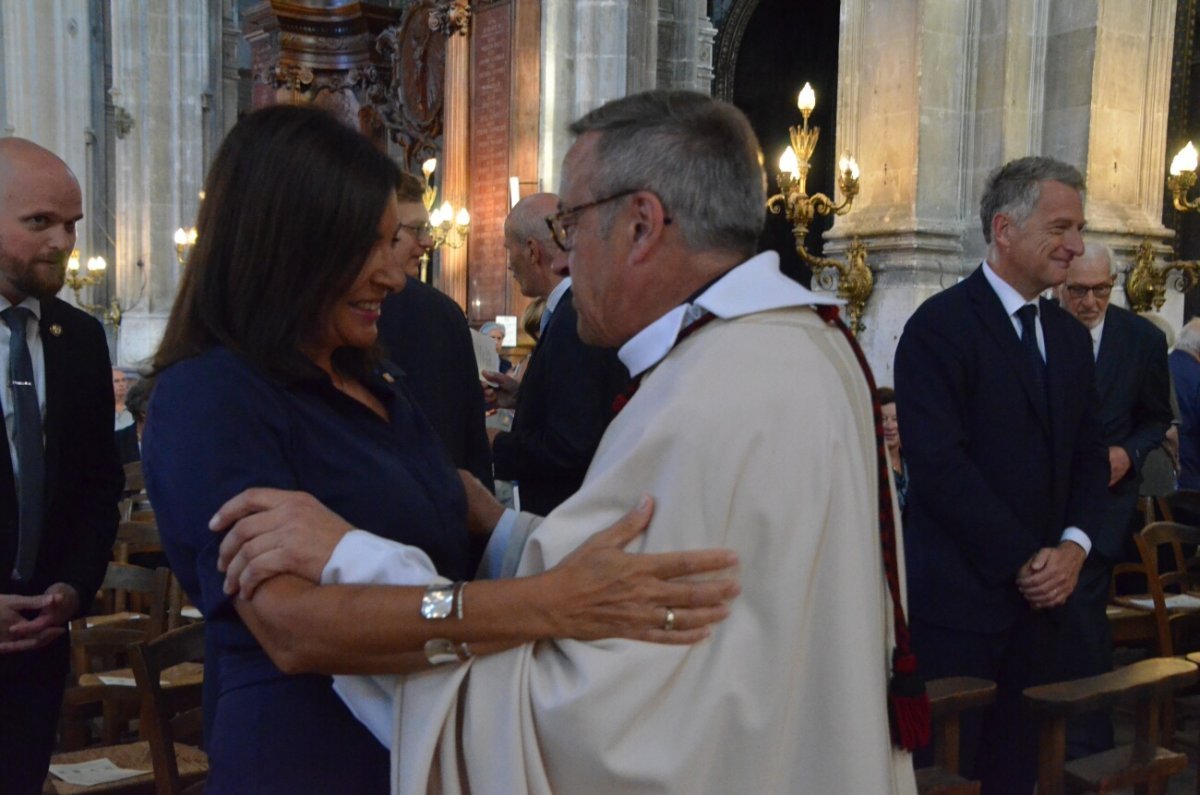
xmin=895 ymin=156 xmax=1109 ymax=794
xmin=0 ymin=138 xmax=124 ymax=794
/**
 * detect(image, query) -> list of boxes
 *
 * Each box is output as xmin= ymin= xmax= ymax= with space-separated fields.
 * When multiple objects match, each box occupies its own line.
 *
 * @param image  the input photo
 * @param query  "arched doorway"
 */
xmin=714 ymin=0 xmax=841 ymax=285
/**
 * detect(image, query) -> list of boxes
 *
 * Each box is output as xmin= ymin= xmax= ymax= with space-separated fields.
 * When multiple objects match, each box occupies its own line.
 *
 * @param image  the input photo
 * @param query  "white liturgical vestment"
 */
xmin=331 ymin=252 xmax=918 ymax=794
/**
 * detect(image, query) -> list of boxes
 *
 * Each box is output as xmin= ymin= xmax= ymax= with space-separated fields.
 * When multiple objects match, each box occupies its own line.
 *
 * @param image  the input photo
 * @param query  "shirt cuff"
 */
xmin=320 ymin=529 xmax=442 ymax=586
xmin=479 ymin=509 xmax=518 ymax=580
xmin=1060 ymin=526 xmax=1092 ymax=557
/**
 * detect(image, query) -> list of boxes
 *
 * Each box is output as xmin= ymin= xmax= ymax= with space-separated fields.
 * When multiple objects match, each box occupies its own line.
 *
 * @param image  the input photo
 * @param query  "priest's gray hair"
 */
xmin=980 ymin=156 xmax=1085 ymax=244
xmin=568 ymin=90 xmax=767 ymax=257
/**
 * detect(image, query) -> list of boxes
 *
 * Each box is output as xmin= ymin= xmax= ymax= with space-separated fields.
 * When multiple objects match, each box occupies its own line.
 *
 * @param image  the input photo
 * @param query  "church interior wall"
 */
xmin=0 ymin=0 xmax=1194 ymax=377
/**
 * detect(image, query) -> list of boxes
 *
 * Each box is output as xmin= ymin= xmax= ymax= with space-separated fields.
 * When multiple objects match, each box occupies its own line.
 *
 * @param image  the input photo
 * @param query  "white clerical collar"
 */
xmin=617 ymin=251 xmax=842 ymax=377
xmin=545 ymin=277 xmax=572 ymax=314
xmin=981 ymin=260 xmax=1037 ymax=317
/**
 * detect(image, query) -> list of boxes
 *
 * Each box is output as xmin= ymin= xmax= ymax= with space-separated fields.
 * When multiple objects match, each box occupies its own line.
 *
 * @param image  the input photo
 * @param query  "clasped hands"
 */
xmin=0 ymin=582 xmax=79 ymax=653
xmin=1016 ymin=541 xmax=1086 ymax=610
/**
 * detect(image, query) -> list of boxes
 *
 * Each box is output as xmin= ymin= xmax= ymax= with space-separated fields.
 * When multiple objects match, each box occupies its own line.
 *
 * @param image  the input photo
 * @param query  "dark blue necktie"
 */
xmin=4 ymin=306 xmax=44 ymax=582
xmin=1016 ymin=303 xmax=1048 ymax=404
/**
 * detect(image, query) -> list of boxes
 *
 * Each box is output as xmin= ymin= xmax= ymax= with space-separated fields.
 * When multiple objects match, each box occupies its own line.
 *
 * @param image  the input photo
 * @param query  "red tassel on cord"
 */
xmin=888 ymin=649 xmax=931 ymax=751
xmin=816 ymin=305 xmax=932 ymax=752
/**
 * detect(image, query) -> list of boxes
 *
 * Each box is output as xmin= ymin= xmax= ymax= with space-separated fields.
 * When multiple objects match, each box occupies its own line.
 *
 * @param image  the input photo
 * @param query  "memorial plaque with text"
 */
xmin=468 ymin=3 xmax=513 ymax=324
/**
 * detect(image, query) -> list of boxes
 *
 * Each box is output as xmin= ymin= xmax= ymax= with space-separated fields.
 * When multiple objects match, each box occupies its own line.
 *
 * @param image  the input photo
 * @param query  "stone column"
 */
xmin=538 ymin=0 xmax=644 ymax=193
xmin=1051 ymin=0 xmax=1179 ymax=321
xmin=656 ymin=0 xmax=716 ymax=93
xmin=0 ymin=1 xmax=96 ymax=263
xmin=439 ymin=12 xmax=470 ymax=309
xmin=109 ymin=0 xmax=212 ymax=367
xmin=827 ymin=0 xmax=978 ymax=382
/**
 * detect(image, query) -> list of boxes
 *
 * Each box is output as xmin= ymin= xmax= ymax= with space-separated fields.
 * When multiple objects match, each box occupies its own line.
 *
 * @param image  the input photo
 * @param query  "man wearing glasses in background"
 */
xmin=1053 ymin=241 xmax=1171 ymax=759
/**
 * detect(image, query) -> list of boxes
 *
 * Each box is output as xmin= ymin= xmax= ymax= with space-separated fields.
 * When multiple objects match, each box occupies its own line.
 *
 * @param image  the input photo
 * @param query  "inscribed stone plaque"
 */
xmin=468 ymin=2 xmax=513 ymax=324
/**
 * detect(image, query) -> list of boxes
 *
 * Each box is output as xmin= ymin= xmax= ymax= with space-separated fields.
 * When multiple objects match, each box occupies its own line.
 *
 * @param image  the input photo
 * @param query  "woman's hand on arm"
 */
xmin=211 ymin=488 xmax=353 ymax=598
xmin=528 ymin=495 xmax=741 ymax=645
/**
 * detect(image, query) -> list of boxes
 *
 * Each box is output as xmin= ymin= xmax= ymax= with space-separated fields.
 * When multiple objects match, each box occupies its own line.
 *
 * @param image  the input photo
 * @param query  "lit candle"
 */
xmin=839 ymin=155 xmax=860 ymax=181
xmin=86 ymin=256 xmax=106 ymax=272
xmin=779 ymin=146 xmax=800 ymax=178
xmin=67 ymin=251 xmax=81 ymax=271
xmin=455 ymin=207 xmax=471 ymax=227
xmin=1171 ymin=142 xmax=1198 ymax=176
xmin=797 ymin=83 xmax=816 ymax=114
xmin=422 ymin=158 xmax=437 ymax=180
xmin=174 ymin=228 xmax=188 ymax=246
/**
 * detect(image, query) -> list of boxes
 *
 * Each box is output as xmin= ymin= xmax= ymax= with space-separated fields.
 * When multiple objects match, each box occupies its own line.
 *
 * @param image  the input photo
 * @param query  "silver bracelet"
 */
xmin=455 ymin=581 xmax=467 ymax=620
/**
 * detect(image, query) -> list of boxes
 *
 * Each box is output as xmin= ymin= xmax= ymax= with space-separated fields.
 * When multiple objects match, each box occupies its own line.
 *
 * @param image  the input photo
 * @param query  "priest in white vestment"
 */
xmin=322 ymin=91 xmax=918 ymax=795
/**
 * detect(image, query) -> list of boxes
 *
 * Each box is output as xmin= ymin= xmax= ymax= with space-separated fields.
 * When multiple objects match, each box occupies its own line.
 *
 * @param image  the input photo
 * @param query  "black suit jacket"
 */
xmin=894 ymin=267 xmax=1109 ymax=632
xmin=376 ymin=279 xmax=493 ymax=490
xmin=0 ymin=297 xmax=123 ymax=612
xmin=1089 ymin=305 xmax=1171 ymax=559
xmin=492 ymin=288 xmax=629 ymax=516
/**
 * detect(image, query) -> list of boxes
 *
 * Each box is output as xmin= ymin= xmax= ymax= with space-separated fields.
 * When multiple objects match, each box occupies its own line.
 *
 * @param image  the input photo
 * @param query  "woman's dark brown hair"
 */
xmin=152 ymin=104 xmax=402 ymax=382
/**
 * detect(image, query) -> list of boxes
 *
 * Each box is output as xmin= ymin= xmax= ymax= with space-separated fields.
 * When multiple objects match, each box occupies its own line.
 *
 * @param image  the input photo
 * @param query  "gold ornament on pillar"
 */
xmin=765 ymin=83 xmax=873 ymax=334
xmin=1125 ymin=141 xmax=1200 ymax=312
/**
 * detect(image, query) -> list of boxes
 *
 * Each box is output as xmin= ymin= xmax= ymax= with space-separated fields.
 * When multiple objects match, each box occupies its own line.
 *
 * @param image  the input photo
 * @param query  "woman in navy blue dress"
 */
xmin=143 ymin=105 xmax=737 ymax=793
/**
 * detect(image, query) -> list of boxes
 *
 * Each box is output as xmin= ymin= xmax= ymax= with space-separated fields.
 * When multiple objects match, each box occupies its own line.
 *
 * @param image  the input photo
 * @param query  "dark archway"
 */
xmin=717 ymin=0 xmax=841 ymax=286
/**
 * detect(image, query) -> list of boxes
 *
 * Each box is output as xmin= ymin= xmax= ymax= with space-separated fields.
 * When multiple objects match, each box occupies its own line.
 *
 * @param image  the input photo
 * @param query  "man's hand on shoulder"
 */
xmin=1016 ymin=542 xmax=1087 ymax=610
xmin=210 ymin=488 xmax=353 ymax=599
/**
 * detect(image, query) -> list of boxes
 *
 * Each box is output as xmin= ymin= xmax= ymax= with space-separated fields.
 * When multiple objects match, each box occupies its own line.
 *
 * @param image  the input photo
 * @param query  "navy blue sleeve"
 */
xmin=143 ymin=352 xmax=298 ymax=619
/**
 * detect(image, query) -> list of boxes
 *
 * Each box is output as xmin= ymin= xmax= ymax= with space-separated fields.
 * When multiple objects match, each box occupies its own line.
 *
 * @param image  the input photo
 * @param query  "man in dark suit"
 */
xmin=482 ymin=193 xmax=629 ymax=516
xmin=1054 ymin=242 xmax=1171 ymax=754
xmin=895 ymin=156 xmax=1109 ymax=794
xmin=0 ymin=138 xmax=123 ymax=793
xmin=377 ymin=279 xmax=494 ymax=489
xmin=1172 ymin=319 xmax=1200 ymax=489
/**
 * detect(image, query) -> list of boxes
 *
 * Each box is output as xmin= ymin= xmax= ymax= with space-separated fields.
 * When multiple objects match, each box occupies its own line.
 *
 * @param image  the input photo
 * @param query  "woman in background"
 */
xmin=878 ymin=386 xmax=908 ymax=514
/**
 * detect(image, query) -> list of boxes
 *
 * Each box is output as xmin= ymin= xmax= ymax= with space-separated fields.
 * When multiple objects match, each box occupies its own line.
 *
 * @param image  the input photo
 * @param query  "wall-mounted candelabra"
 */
xmin=418 ymin=158 xmax=470 ymax=281
xmin=63 ymin=250 xmax=139 ymax=327
xmin=1125 ymin=142 xmax=1200 ymax=312
xmin=765 ymin=82 xmax=873 ymax=333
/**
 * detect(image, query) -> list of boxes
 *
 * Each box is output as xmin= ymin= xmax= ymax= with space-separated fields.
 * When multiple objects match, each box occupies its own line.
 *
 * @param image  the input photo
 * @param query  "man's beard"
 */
xmin=0 ymin=244 xmax=67 ymax=301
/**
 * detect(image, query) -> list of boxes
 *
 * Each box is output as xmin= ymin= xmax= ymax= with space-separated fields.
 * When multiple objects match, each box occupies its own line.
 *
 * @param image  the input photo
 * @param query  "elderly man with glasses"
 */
xmin=481 ymin=192 xmax=629 ymax=516
xmin=1052 ymin=241 xmax=1171 ymax=758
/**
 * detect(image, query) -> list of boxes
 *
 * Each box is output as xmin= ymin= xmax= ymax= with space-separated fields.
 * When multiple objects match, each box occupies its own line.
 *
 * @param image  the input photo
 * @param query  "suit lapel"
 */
xmin=1093 ymin=311 xmax=1122 ymax=400
xmin=39 ymin=301 xmax=66 ymax=512
xmin=966 ymin=270 xmax=1051 ymax=437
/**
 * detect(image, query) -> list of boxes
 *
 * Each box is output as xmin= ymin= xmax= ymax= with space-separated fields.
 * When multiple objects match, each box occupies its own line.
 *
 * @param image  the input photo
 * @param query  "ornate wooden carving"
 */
xmin=374 ymin=1 xmax=449 ymax=170
xmin=242 ymin=1 xmax=402 ymax=149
